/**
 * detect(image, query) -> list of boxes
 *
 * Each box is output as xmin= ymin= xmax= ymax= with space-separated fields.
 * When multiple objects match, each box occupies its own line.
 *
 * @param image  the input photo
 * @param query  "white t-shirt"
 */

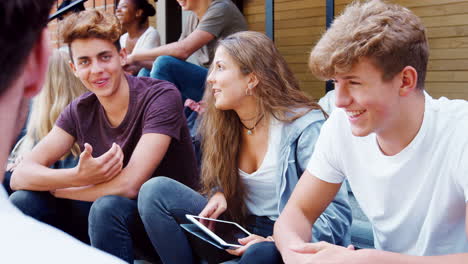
xmin=0 ymin=187 xmax=124 ymax=263
xmin=307 ymin=94 xmax=468 ymax=256
xmin=119 ymin=26 xmax=160 ymax=54
xmin=239 ymin=119 xmax=283 ymax=220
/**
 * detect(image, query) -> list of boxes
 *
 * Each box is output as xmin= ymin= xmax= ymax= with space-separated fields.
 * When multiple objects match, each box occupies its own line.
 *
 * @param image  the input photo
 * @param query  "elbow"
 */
xmin=9 ymin=170 xmax=24 ymax=191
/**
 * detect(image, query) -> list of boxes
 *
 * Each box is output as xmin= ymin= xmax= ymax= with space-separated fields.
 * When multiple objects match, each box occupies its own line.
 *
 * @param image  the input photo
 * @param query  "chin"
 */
xmin=350 ymin=127 xmax=372 ymax=137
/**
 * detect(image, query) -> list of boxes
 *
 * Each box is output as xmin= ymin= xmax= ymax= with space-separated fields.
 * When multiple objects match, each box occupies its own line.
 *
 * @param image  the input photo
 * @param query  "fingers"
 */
xmin=96 ymin=143 xmax=118 ymax=163
xmin=81 ymin=143 xmax=93 ymax=159
xmin=199 ymin=203 xmax=216 ymax=218
xmin=226 ymin=237 xmax=266 ymax=256
xmin=210 ymin=203 xmax=226 ymax=219
xmin=238 ymin=234 xmax=263 ymax=245
xmin=347 ymin=244 xmax=355 ymax=250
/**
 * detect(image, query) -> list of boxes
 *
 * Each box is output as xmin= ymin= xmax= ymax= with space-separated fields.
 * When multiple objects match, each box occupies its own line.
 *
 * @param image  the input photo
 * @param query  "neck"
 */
xmin=99 ymin=74 xmax=130 ymax=127
xmin=193 ymin=0 xmax=212 ymax=19
xmin=125 ymin=21 xmax=148 ymax=38
xmin=376 ymin=91 xmax=425 ymax=156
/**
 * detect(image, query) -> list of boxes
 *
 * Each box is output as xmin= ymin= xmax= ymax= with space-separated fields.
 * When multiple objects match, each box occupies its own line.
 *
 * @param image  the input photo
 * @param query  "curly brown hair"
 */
xmin=309 ymin=0 xmax=429 ymax=89
xmin=61 ymin=9 xmax=122 ymax=60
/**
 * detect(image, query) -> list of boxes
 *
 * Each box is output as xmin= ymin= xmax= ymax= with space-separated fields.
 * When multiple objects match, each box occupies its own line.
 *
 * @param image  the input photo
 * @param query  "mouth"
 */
xmin=346 ymin=109 xmax=366 ymax=120
xmin=212 ymin=88 xmax=221 ymax=97
xmin=177 ymin=0 xmax=186 ymax=7
xmin=92 ymin=78 xmax=110 ymax=88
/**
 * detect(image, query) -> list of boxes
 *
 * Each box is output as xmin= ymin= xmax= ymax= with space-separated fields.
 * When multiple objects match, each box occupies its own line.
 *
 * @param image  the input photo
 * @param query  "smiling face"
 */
xmin=115 ymin=0 xmax=138 ymax=26
xmin=176 ymin=0 xmax=197 ymax=11
xmin=333 ymin=57 xmax=404 ymax=137
xmin=69 ymin=38 xmax=127 ymax=99
xmin=206 ymin=46 xmax=252 ymax=111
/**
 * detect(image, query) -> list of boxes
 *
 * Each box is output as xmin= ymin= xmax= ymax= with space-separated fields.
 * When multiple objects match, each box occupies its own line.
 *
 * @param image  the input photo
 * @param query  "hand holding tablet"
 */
xmin=186 ymin=214 xmax=251 ymax=248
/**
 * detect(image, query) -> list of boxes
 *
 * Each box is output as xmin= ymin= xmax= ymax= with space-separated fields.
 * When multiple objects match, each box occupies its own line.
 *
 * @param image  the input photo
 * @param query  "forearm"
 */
xmin=53 ymin=169 xmax=141 ymax=201
xmin=274 ymin=206 xmax=314 ymax=263
xmin=11 ymin=162 xmax=78 ymax=191
xmin=132 ymin=42 xmax=189 ymax=62
xmin=356 ymin=249 xmax=468 ymax=264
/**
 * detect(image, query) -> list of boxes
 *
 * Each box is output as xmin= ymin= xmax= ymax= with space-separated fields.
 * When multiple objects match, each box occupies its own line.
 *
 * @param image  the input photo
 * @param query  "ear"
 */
xmin=247 ymin=73 xmax=259 ymax=90
xmin=398 ymin=66 xmax=418 ymax=97
xmin=22 ymin=29 xmax=51 ymax=98
xmin=119 ymin=47 xmax=128 ymax=66
xmin=68 ymin=60 xmax=79 ymax=77
xmin=136 ymin=9 xmax=143 ymax=18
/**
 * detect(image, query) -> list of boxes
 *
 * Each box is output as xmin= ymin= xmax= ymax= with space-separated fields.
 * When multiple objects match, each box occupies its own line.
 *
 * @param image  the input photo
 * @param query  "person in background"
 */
xmin=0 ymin=1 xmax=124 ymax=262
xmin=4 ymin=50 xmax=87 ymax=195
xmin=126 ymin=0 xmax=247 ymax=104
xmin=137 ymin=31 xmax=351 ymax=264
xmin=116 ymin=0 xmax=160 ymax=76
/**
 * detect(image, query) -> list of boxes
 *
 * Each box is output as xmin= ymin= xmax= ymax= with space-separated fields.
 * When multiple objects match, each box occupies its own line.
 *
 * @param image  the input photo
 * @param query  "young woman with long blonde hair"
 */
xmin=137 ymin=31 xmax=352 ymax=263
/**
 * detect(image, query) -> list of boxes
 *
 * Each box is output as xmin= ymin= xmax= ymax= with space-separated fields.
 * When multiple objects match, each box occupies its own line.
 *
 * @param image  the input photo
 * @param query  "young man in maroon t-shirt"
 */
xmin=10 ymin=10 xmax=198 ymax=263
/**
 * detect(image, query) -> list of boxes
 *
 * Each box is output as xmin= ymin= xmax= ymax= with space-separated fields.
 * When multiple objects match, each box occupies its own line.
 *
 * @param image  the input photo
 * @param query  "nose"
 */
xmin=90 ymin=61 xmax=104 ymax=74
xmin=334 ymin=81 xmax=352 ymax=108
xmin=207 ymin=70 xmax=215 ymax=85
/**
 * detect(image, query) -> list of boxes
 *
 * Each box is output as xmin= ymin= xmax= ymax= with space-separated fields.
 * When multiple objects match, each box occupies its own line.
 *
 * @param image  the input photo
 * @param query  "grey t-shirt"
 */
xmin=180 ymin=0 xmax=247 ymax=68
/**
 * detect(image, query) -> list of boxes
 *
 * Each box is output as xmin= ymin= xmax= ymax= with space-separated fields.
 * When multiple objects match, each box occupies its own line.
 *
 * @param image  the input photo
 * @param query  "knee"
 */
xmin=10 ymin=190 xmax=49 ymax=214
xmin=240 ymin=242 xmax=281 ymax=264
xmin=138 ymin=176 xmax=176 ymax=213
xmin=89 ymin=195 xmax=132 ymax=227
xmin=152 ymin=56 xmax=179 ymax=74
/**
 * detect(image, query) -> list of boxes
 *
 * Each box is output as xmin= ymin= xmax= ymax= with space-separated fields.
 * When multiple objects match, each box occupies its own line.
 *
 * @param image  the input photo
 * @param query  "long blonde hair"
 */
xmin=199 ymin=31 xmax=324 ymax=223
xmin=15 ymin=49 xmax=87 ymax=158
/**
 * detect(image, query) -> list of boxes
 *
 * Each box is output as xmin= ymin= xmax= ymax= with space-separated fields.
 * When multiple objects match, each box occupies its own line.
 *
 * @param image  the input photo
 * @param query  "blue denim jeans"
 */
xmin=150 ymin=56 xmax=208 ymax=103
xmin=9 ymin=190 xmax=92 ymax=243
xmin=88 ymin=195 xmax=160 ymax=264
xmin=137 ymin=177 xmax=283 ymax=264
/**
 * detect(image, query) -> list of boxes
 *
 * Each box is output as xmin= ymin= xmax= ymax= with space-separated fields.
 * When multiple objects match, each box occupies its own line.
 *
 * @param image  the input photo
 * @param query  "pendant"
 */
xmin=247 ymin=130 xmax=253 ymax=135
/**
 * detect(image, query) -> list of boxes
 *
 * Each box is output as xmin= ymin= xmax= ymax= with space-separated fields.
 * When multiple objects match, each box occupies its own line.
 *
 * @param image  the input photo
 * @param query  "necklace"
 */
xmin=240 ymin=114 xmax=264 ymax=135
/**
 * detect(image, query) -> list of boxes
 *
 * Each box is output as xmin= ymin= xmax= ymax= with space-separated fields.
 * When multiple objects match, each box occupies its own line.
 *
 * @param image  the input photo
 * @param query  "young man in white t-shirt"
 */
xmin=274 ymin=0 xmax=468 ymax=263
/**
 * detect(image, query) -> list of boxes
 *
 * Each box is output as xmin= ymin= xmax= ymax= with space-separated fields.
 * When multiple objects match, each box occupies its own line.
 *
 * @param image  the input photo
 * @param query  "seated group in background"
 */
xmin=10 ymin=9 xmax=198 ymax=263
xmin=126 ymin=0 xmax=247 ymax=104
xmin=136 ymin=31 xmax=351 ymax=264
xmin=0 ymin=0 xmax=124 ymax=262
xmin=4 ymin=50 xmax=87 ymax=195
xmin=275 ymin=0 xmax=468 ymax=263
xmin=116 ymin=0 xmax=160 ymax=76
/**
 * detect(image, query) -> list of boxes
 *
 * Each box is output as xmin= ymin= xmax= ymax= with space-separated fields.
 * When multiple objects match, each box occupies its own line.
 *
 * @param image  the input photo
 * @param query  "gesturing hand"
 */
xmin=74 ymin=142 xmax=124 ymax=186
xmin=198 ymin=192 xmax=227 ymax=230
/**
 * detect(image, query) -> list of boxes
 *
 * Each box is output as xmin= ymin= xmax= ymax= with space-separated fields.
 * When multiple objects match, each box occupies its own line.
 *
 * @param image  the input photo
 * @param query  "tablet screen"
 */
xmin=191 ymin=216 xmax=250 ymax=245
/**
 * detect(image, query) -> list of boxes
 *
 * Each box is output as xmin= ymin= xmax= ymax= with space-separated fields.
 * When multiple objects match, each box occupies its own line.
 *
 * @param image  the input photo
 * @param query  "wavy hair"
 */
xmin=309 ymin=0 xmax=429 ymax=89
xmin=199 ymin=31 xmax=324 ymax=223
xmin=15 ymin=50 xmax=87 ymax=159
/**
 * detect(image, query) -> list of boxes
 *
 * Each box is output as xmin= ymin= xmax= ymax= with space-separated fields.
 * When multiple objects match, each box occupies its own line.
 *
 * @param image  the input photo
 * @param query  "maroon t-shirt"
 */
xmin=56 ymin=75 xmax=199 ymax=190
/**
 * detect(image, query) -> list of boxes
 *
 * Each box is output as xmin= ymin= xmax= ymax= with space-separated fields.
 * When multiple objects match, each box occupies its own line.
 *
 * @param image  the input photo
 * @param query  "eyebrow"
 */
xmin=77 ymin=51 xmax=112 ymax=61
xmin=342 ymin=75 xmax=361 ymax=80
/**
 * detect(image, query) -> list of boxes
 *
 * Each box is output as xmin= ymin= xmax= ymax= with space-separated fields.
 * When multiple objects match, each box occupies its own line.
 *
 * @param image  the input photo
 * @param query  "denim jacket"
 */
xmin=276 ymin=109 xmax=352 ymax=246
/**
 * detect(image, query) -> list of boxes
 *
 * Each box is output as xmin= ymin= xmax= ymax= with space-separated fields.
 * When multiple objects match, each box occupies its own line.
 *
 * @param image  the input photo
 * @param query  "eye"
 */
xmin=217 ymin=64 xmax=224 ymax=70
xmin=102 ymin=55 xmax=112 ymax=61
xmin=78 ymin=59 xmax=89 ymax=66
xmin=349 ymin=81 xmax=361 ymax=85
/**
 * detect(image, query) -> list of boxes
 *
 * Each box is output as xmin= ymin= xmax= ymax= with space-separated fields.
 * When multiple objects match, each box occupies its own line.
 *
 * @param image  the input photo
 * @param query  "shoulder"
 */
xmin=69 ymin=91 xmax=96 ymax=113
xmin=426 ymin=94 xmax=468 ymax=137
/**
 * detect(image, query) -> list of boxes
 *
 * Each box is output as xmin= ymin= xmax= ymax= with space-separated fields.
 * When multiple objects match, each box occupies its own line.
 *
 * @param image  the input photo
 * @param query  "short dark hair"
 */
xmin=0 ymin=0 xmax=55 ymax=96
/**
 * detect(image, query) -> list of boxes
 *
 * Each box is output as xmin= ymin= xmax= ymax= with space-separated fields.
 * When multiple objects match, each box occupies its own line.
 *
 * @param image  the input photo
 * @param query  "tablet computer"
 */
xmin=186 ymin=214 xmax=251 ymax=248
